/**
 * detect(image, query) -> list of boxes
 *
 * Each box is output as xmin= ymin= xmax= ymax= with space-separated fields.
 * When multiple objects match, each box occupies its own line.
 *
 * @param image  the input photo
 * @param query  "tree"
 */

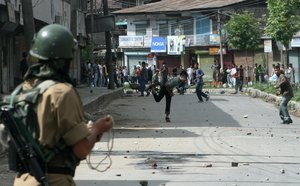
xmin=265 ymin=0 xmax=300 ymax=66
xmin=224 ymin=11 xmax=261 ymax=65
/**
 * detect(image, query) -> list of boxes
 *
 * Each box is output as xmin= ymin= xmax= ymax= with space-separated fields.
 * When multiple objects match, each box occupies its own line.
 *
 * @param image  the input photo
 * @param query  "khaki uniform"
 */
xmin=14 ymin=82 xmax=90 ymax=186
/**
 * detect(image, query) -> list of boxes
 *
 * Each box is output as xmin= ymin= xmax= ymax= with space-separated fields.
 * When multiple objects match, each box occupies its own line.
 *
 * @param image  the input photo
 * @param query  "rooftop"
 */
xmin=112 ymin=0 xmax=264 ymax=14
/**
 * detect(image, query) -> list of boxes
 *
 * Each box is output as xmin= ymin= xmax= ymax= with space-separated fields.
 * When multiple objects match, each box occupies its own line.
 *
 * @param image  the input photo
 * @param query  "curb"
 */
xmin=243 ymin=88 xmax=300 ymax=117
xmin=83 ymin=88 xmax=124 ymax=114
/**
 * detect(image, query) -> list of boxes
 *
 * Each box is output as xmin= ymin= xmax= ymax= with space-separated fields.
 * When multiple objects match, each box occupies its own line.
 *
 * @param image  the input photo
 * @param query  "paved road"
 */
xmin=75 ymin=92 xmax=300 ymax=186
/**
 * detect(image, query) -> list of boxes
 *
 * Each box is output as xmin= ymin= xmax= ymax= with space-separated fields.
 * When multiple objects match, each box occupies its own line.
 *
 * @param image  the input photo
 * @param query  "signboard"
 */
xmin=119 ymin=36 xmax=144 ymax=47
xmin=144 ymin=36 xmax=152 ymax=48
xmin=264 ymin=40 xmax=272 ymax=52
xmin=210 ymin=34 xmax=220 ymax=45
xmin=86 ymin=15 xmax=115 ymax=33
xmin=291 ymin=37 xmax=300 ymax=47
xmin=209 ymin=47 xmax=226 ymax=55
xmin=167 ymin=36 xmax=180 ymax=55
xmin=151 ymin=37 xmax=166 ymax=52
xmin=209 ymin=48 xmax=219 ymax=55
xmin=196 ymin=34 xmax=210 ymax=46
xmin=178 ymin=35 xmax=186 ymax=53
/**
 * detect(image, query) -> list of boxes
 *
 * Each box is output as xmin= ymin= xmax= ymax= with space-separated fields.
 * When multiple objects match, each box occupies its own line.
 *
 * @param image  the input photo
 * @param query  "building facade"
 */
xmin=0 ymin=0 xmax=87 ymax=94
xmin=113 ymin=0 xmax=300 ymax=84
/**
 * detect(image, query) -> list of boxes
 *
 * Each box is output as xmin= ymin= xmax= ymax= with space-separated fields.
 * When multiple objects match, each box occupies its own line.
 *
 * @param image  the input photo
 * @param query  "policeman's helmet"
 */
xmin=30 ymin=24 xmax=77 ymax=60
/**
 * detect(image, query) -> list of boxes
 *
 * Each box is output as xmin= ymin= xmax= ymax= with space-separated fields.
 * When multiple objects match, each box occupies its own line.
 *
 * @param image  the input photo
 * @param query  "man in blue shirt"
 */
xmin=195 ymin=63 xmax=209 ymax=102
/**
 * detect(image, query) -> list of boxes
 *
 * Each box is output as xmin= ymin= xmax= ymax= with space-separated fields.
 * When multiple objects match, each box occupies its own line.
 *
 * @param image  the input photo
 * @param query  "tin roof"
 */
xmin=113 ymin=0 xmax=255 ymax=14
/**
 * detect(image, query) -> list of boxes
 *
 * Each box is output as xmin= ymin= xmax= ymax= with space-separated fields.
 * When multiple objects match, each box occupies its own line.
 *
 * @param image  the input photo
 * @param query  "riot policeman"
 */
xmin=13 ymin=24 xmax=113 ymax=186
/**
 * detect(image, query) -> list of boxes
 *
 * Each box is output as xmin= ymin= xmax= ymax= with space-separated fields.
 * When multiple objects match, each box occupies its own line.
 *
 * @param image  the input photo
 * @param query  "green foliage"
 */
xmin=252 ymin=83 xmax=276 ymax=94
xmin=224 ymin=11 xmax=261 ymax=51
xmin=253 ymin=83 xmax=300 ymax=102
xmin=265 ymin=0 xmax=300 ymax=48
xmin=294 ymin=90 xmax=300 ymax=102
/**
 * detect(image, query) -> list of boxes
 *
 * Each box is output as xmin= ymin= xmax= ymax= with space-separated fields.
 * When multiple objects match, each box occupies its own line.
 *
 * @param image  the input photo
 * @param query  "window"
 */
xmin=196 ymin=16 xmax=211 ymax=35
xmin=183 ymin=20 xmax=193 ymax=35
xmin=159 ymin=24 xmax=168 ymax=36
xmin=170 ymin=23 xmax=178 ymax=36
xmin=135 ymin=24 xmax=147 ymax=36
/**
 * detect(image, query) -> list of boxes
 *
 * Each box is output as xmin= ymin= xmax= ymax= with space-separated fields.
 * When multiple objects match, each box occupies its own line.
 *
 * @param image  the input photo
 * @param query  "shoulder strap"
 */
xmin=9 ymin=84 xmax=24 ymax=107
xmin=37 ymin=80 xmax=57 ymax=94
xmin=8 ymin=80 xmax=57 ymax=107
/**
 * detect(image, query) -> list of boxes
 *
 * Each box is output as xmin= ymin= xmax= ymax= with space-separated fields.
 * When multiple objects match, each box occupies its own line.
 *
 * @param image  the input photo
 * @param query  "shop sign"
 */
xmin=210 ymin=34 xmax=220 ymax=45
xmin=167 ymin=36 xmax=180 ymax=55
xmin=264 ymin=40 xmax=272 ymax=52
xmin=151 ymin=37 xmax=166 ymax=52
xmin=119 ymin=36 xmax=144 ymax=47
xmin=209 ymin=47 xmax=226 ymax=55
xmin=144 ymin=36 xmax=152 ymax=48
xmin=291 ymin=37 xmax=300 ymax=47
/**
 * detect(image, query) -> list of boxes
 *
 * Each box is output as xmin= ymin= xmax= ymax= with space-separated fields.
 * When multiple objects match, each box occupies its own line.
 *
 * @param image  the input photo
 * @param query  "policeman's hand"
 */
xmin=94 ymin=115 xmax=113 ymax=134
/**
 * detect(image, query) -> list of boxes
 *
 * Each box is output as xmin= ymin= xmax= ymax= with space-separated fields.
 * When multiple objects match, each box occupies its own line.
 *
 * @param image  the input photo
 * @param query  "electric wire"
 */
xmin=112 ymin=0 xmax=266 ymax=34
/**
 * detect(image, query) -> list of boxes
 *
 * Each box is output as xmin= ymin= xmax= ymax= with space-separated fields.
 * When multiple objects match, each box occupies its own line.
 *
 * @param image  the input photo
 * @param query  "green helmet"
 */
xmin=30 ymin=24 xmax=77 ymax=60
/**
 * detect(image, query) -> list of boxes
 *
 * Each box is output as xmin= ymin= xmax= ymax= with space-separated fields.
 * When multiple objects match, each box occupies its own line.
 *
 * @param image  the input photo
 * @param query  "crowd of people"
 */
xmin=209 ymin=61 xmax=296 ymax=93
xmin=80 ymin=58 xmax=297 ymax=95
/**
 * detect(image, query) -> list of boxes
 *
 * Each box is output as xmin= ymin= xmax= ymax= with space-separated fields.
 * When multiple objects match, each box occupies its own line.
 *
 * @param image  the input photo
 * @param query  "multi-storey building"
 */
xmin=112 ymin=0 xmax=300 ymax=83
xmin=0 ymin=0 xmax=87 ymax=93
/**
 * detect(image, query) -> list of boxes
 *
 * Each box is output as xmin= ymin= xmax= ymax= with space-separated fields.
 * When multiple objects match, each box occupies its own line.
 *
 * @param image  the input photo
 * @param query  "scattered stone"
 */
xmin=271 ymin=134 xmax=274 ymax=137
xmin=204 ymin=163 xmax=212 ymax=167
xmin=280 ymin=169 xmax=285 ymax=174
xmin=243 ymin=115 xmax=248 ymax=118
xmin=151 ymin=162 xmax=158 ymax=169
xmin=231 ymin=162 xmax=238 ymax=167
xmin=116 ymin=174 xmax=121 ymax=176
xmin=126 ymin=150 xmax=130 ymax=153
xmin=139 ymin=181 xmax=148 ymax=186
xmin=124 ymin=156 xmax=127 ymax=158
xmin=266 ymin=178 xmax=269 ymax=181
xmin=246 ymin=132 xmax=252 ymax=135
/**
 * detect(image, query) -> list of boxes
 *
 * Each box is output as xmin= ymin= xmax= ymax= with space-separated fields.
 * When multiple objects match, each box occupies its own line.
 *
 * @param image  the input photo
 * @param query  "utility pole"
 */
xmin=20 ymin=0 xmax=35 ymax=51
xmin=90 ymin=0 xmax=95 ymax=65
xmin=218 ymin=9 xmax=224 ymax=70
xmin=103 ymin=0 xmax=115 ymax=89
xmin=70 ymin=0 xmax=81 ymax=84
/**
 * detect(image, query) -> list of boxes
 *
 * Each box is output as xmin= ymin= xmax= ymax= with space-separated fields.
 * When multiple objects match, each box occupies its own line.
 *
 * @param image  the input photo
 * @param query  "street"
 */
xmin=74 ymin=91 xmax=300 ymax=186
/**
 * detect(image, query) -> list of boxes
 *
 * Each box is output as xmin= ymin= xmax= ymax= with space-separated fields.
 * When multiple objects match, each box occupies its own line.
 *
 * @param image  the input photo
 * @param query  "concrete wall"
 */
xmin=32 ymin=0 xmax=70 ymax=28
